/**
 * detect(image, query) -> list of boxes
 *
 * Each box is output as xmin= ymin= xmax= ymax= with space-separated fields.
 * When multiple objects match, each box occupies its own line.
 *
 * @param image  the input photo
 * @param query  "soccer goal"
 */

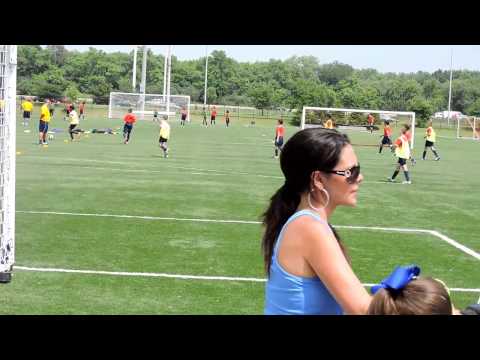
xmin=108 ymin=92 xmax=190 ymax=121
xmin=456 ymin=116 xmax=480 ymax=140
xmin=301 ymin=106 xmax=416 ymax=148
xmin=0 ymin=45 xmax=17 ymax=283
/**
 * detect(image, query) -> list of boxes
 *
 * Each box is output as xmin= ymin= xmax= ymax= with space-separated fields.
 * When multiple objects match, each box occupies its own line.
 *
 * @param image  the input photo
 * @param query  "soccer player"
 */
xmin=21 ymin=97 xmax=33 ymax=127
xmin=64 ymin=101 xmax=72 ymax=121
xmin=422 ymin=120 xmax=440 ymax=161
xmin=202 ymin=106 xmax=208 ymax=127
xmin=225 ymin=109 xmax=231 ymax=127
xmin=180 ymin=107 xmax=187 ymax=127
xmin=378 ymin=120 xmax=392 ymax=153
xmin=367 ymin=113 xmax=375 ymax=133
xmin=123 ymin=108 xmax=136 ymax=144
xmin=79 ymin=101 xmax=86 ymax=121
xmin=158 ymin=115 xmax=171 ymax=158
xmin=274 ymin=119 xmax=285 ymax=159
xmin=323 ymin=114 xmax=334 ymax=129
xmin=48 ymin=99 xmax=55 ymax=119
xmin=403 ymin=124 xmax=417 ymax=165
xmin=68 ymin=105 xmax=80 ymax=141
xmin=153 ymin=110 xmax=159 ymax=123
xmin=38 ymin=99 xmax=51 ymax=145
xmin=210 ymin=106 xmax=217 ymax=125
xmin=388 ymin=126 xmax=412 ymax=184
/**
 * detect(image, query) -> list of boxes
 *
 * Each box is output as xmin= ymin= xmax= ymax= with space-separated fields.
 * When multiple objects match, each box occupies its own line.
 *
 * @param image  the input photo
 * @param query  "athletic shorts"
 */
xmin=382 ymin=136 xmax=392 ymax=145
xmin=181 ymin=114 xmax=187 ymax=121
xmin=275 ymin=137 xmax=284 ymax=148
xmin=79 ymin=110 xmax=84 ymax=115
xmin=425 ymin=140 xmax=434 ymax=147
xmin=211 ymin=115 xmax=216 ymax=121
xmin=124 ymin=123 xmax=133 ymax=132
xmin=398 ymin=157 xmax=407 ymax=166
xmin=23 ymin=111 xmax=31 ymax=118
xmin=39 ymin=120 xmax=48 ymax=133
xmin=69 ymin=124 xmax=77 ymax=131
xmin=159 ymin=136 xmax=168 ymax=143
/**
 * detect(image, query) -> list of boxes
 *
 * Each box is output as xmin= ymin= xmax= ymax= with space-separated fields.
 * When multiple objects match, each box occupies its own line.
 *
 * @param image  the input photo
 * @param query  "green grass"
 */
xmin=2 ymin=104 xmax=479 ymax=314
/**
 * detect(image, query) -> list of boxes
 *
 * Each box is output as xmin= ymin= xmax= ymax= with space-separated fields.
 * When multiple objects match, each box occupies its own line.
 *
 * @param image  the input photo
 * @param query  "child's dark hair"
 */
xmin=261 ymin=128 xmax=351 ymax=275
xmin=367 ymin=277 xmax=452 ymax=315
xmin=278 ymin=119 xmax=283 ymax=124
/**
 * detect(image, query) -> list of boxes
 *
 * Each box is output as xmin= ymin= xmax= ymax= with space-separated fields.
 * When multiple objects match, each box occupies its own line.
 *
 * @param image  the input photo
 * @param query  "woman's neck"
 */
xmin=297 ymin=193 xmax=335 ymax=221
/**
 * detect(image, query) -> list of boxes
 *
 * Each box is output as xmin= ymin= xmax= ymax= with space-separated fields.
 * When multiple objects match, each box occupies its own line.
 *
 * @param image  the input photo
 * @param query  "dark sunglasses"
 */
xmin=326 ymin=163 xmax=361 ymax=184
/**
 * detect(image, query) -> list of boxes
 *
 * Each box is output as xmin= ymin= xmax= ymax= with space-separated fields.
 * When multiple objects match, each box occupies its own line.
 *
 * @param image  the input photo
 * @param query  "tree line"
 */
xmin=17 ymin=45 xmax=480 ymax=124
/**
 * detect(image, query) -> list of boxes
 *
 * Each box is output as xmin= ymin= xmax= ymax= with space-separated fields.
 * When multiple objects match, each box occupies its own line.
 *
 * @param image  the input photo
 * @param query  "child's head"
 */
xmin=384 ymin=120 xmax=390 ymax=126
xmin=368 ymin=265 xmax=452 ymax=315
xmin=278 ymin=119 xmax=283 ymax=125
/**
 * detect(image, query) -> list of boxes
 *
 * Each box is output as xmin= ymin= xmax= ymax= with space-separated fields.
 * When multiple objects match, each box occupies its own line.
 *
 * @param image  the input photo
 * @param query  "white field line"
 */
xmin=17 ymin=210 xmax=480 ymax=261
xmin=12 ymin=266 xmax=480 ymax=293
xmin=19 ymin=157 xmax=400 ymax=183
xmin=20 ymin=157 xmax=284 ymax=180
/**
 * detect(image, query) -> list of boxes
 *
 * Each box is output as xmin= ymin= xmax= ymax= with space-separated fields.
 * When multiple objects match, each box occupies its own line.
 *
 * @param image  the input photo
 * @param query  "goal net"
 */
xmin=457 ymin=116 xmax=480 ymax=140
xmin=301 ymin=106 xmax=416 ymax=148
xmin=108 ymin=92 xmax=190 ymax=121
xmin=0 ymin=45 xmax=16 ymax=283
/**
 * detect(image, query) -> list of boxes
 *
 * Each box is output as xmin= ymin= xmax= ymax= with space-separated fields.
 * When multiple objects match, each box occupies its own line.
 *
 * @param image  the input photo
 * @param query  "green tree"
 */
xmin=30 ymin=68 xmax=69 ymax=99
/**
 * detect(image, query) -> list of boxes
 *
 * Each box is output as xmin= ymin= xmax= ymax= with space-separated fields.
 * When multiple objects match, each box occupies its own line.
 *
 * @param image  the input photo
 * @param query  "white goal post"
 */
xmin=0 ymin=45 xmax=17 ymax=283
xmin=456 ymin=116 xmax=480 ymax=140
xmin=108 ymin=92 xmax=190 ymax=121
xmin=301 ymin=106 xmax=416 ymax=149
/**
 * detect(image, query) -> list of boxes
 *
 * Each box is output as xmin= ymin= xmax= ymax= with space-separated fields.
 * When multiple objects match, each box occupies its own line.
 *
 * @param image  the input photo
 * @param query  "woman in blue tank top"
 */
xmin=262 ymin=128 xmax=372 ymax=315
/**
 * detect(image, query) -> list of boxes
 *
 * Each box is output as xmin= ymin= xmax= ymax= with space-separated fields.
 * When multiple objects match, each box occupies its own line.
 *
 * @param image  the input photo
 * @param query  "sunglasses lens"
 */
xmin=347 ymin=165 xmax=360 ymax=183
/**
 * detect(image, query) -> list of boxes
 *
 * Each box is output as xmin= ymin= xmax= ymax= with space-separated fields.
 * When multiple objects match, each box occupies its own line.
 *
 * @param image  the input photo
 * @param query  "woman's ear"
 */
xmin=310 ymin=171 xmax=325 ymax=191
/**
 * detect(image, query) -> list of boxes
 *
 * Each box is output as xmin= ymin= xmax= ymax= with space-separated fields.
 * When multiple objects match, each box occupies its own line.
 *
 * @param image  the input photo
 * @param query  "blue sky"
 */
xmin=62 ymin=45 xmax=480 ymax=74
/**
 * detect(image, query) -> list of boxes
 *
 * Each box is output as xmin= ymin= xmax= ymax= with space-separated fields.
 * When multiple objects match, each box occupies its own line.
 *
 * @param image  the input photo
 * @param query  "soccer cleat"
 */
xmin=387 ymin=177 xmax=394 ymax=182
xmin=402 ymin=181 xmax=412 ymax=184
xmin=435 ymin=157 xmax=440 ymax=161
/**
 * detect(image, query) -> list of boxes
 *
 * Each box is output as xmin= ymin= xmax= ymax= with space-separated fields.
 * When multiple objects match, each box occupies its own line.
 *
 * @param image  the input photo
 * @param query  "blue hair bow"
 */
xmin=371 ymin=265 xmax=421 ymax=294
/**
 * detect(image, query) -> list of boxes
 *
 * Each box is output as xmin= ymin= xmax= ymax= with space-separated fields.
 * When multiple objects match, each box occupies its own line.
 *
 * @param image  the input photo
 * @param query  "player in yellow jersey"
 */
xmin=38 ymin=99 xmax=51 ymax=145
xmin=422 ymin=120 xmax=440 ymax=161
xmin=323 ymin=114 xmax=334 ymax=129
xmin=158 ymin=115 xmax=171 ymax=158
xmin=388 ymin=127 xmax=412 ymax=184
xmin=21 ymin=97 xmax=34 ymax=127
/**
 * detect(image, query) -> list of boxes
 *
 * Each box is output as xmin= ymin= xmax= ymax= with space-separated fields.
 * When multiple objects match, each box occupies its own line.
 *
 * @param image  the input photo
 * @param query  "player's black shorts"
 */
xmin=159 ymin=136 xmax=168 ymax=143
xmin=425 ymin=140 xmax=434 ymax=147
xmin=398 ymin=157 xmax=407 ymax=166
xmin=39 ymin=120 xmax=48 ymax=133
xmin=123 ymin=123 xmax=133 ymax=132
xmin=382 ymin=136 xmax=392 ymax=145
xmin=69 ymin=124 xmax=77 ymax=131
xmin=181 ymin=114 xmax=187 ymax=121
xmin=275 ymin=137 xmax=284 ymax=148
xmin=23 ymin=111 xmax=31 ymax=118
xmin=211 ymin=115 xmax=216 ymax=121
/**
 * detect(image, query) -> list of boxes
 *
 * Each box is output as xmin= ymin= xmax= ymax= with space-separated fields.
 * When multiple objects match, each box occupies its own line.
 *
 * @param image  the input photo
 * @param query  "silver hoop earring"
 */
xmin=308 ymin=189 xmax=330 ymax=211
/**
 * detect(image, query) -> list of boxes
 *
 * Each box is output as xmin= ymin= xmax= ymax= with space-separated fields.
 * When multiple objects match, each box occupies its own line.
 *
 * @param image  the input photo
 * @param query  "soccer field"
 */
xmin=1 ymin=105 xmax=479 ymax=314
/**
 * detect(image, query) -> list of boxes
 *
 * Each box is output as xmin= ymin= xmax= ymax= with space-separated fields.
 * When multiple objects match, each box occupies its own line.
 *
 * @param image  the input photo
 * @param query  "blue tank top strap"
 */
xmin=273 ymin=209 xmax=330 ymax=257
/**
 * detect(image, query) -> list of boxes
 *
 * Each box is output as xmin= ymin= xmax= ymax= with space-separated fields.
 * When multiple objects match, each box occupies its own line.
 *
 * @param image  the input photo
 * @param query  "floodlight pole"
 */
xmin=204 ymin=45 xmax=209 ymax=107
xmin=139 ymin=46 xmax=148 ymax=120
xmin=447 ymin=48 xmax=453 ymax=127
xmin=132 ymin=46 xmax=138 ymax=91
xmin=166 ymin=45 xmax=172 ymax=115
xmin=163 ymin=45 xmax=168 ymax=102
